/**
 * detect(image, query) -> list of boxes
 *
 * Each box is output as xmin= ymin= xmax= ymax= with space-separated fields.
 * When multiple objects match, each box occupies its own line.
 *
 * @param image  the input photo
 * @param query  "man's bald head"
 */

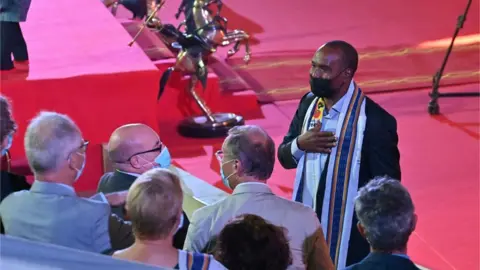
xmin=108 ymin=124 xmax=160 ymax=164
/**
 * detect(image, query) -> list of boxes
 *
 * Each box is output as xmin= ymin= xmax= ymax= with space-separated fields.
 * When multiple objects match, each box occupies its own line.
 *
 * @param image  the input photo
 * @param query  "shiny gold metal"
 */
xmin=128 ymin=0 xmax=165 ymax=46
xmin=177 ymin=0 xmax=251 ymax=63
xmin=186 ymin=76 xmax=216 ymax=123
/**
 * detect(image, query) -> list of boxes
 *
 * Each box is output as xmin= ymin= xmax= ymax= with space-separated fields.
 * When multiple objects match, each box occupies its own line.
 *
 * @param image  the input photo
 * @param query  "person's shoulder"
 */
xmin=180 ymin=251 xmax=226 ymax=270
xmin=343 ymin=264 xmax=359 ymax=270
xmin=208 ymin=254 xmax=228 ymax=270
xmin=97 ymin=172 xmax=115 ymax=191
xmin=0 ymin=189 xmax=30 ymax=208
xmin=191 ymin=198 xmax=226 ymax=221
xmin=299 ymin=92 xmax=316 ymax=105
xmin=99 ymin=171 xmax=115 ymax=181
xmin=365 ymin=96 xmax=396 ymax=123
xmin=76 ymin=196 xmax=110 ymax=216
xmin=273 ymin=195 xmax=319 ymax=220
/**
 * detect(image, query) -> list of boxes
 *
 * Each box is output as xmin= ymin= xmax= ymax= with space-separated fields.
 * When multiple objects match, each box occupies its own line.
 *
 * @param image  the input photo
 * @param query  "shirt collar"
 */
xmin=392 ymin=253 xmax=410 ymax=260
xmin=232 ymin=182 xmax=272 ymax=195
xmin=116 ymin=169 xmax=141 ymax=178
xmin=30 ymin=181 xmax=76 ymax=196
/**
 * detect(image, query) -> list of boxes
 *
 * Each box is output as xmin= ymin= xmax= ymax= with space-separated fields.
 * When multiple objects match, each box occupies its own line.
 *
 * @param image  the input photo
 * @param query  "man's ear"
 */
xmin=345 ymin=68 xmax=353 ymax=78
xmin=130 ymin=155 xmax=141 ymax=169
xmin=411 ymin=213 xmax=418 ymax=232
xmin=234 ymin=159 xmax=241 ymax=171
xmin=357 ymin=221 xmax=366 ymax=238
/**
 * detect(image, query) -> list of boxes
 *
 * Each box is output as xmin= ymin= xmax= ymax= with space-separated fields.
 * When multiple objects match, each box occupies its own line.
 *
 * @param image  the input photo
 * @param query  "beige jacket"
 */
xmin=184 ymin=182 xmax=334 ymax=270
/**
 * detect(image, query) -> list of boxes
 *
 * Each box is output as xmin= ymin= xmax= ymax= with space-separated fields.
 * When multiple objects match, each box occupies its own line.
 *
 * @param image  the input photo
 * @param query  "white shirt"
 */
xmin=290 ymin=80 xmax=354 ymax=208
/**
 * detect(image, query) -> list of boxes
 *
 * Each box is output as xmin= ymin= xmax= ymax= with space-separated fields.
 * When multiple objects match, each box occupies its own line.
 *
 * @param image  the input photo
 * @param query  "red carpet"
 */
xmin=215 ymin=0 xmax=480 ymax=101
xmin=1 ymin=0 xmax=478 ymax=269
xmin=170 ymin=83 xmax=480 ymax=270
xmin=0 ymin=0 xmax=161 ymax=191
xmin=113 ymin=0 xmax=480 ymax=102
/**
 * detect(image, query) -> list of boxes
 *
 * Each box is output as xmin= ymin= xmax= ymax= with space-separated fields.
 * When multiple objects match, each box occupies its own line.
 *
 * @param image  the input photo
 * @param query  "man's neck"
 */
xmin=324 ymin=80 xmax=352 ymax=110
xmin=121 ymin=237 xmax=178 ymax=266
xmin=371 ymin=247 xmax=408 ymax=256
xmin=325 ymin=91 xmax=346 ymax=110
xmin=35 ymin=174 xmax=73 ymax=186
xmin=231 ymin=178 xmax=265 ymax=189
xmin=134 ymin=237 xmax=177 ymax=254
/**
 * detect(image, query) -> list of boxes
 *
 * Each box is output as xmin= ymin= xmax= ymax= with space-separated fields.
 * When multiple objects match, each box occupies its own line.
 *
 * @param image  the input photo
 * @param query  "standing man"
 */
xmin=0 ymin=0 xmax=31 ymax=71
xmin=277 ymin=40 xmax=401 ymax=268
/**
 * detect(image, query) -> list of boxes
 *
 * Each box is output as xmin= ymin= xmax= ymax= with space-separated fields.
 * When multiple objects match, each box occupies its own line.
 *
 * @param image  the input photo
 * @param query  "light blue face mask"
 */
xmin=154 ymin=146 xmax=171 ymax=168
xmin=1 ymin=134 xmax=13 ymax=157
xmin=220 ymin=160 xmax=235 ymax=189
xmin=73 ymin=152 xmax=86 ymax=182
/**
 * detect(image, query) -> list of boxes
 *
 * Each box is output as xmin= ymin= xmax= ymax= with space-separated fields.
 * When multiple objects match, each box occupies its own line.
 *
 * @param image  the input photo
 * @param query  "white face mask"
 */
xmin=73 ymin=152 xmax=86 ymax=182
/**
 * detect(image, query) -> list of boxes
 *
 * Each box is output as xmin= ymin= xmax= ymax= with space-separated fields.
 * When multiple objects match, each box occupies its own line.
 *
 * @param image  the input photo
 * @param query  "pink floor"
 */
xmin=171 ymin=84 xmax=480 ymax=270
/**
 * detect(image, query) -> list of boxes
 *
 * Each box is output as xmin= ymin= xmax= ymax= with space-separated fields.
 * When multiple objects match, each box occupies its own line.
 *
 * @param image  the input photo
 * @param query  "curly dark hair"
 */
xmin=213 ymin=214 xmax=292 ymax=270
xmin=0 ymin=95 xmax=17 ymax=142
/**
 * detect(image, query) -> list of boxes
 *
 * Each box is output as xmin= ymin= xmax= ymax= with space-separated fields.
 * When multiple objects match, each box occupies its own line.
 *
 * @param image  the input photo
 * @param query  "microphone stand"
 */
xmin=428 ymin=0 xmax=478 ymax=115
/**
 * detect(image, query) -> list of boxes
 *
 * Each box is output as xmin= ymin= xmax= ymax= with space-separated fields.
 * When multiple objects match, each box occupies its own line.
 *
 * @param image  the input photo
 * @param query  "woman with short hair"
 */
xmin=113 ymin=168 xmax=225 ymax=270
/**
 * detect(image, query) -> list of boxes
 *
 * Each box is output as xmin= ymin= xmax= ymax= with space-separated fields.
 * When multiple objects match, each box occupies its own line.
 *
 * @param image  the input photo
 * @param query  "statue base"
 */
xmin=178 ymin=113 xmax=244 ymax=138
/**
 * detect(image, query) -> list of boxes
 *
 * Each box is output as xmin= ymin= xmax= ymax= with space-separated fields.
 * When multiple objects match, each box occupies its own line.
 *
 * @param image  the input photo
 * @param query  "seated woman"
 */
xmin=0 ymin=95 xmax=30 ymax=203
xmin=213 ymin=214 xmax=293 ymax=270
xmin=113 ymin=168 xmax=225 ymax=270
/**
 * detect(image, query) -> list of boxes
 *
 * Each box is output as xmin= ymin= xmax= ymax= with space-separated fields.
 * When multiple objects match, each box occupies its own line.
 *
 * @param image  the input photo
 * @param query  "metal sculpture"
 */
xmin=106 ymin=0 xmax=162 ymax=27
xmin=175 ymin=0 xmax=251 ymax=63
xmin=129 ymin=1 xmax=245 ymax=138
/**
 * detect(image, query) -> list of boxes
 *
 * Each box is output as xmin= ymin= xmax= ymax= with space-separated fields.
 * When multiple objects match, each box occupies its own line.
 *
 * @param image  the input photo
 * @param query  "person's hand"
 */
xmin=297 ymin=122 xmax=337 ymax=153
xmin=105 ymin=191 xmax=128 ymax=206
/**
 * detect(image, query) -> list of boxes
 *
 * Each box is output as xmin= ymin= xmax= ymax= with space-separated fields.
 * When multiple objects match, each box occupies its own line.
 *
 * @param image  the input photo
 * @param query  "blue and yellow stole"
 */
xmin=303 ymin=83 xmax=365 ymax=266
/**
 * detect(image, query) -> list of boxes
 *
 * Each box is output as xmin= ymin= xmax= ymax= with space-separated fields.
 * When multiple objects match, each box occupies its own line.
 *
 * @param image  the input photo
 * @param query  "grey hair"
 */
xmin=354 ymin=176 xmax=415 ymax=252
xmin=24 ymin=111 xmax=82 ymax=173
xmin=224 ymin=125 xmax=275 ymax=180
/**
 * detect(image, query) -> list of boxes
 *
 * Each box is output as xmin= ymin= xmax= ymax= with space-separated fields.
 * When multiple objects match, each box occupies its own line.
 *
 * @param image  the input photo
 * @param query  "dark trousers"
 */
xmin=120 ymin=0 xmax=147 ymax=19
xmin=1 ymin=21 xmax=29 ymax=70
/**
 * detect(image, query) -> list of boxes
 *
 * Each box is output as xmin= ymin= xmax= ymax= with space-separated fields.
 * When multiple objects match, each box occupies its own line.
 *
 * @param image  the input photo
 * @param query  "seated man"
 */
xmin=0 ymin=111 xmax=131 ymax=253
xmin=97 ymin=123 xmax=190 ymax=249
xmin=113 ymin=168 xmax=225 ymax=270
xmin=345 ymin=176 xmax=419 ymax=270
xmin=184 ymin=125 xmax=334 ymax=270
xmin=0 ymin=95 xmax=30 ymax=203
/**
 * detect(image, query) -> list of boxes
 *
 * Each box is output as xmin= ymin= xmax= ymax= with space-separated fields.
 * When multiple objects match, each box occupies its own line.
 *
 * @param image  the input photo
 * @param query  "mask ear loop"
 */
xmin=222 ymin=159 xmax=237 ymax=180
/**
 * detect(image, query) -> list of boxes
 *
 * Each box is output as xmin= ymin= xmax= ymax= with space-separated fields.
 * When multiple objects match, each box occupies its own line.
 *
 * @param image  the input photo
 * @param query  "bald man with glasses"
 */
xmin=97 ymin=123 xmax=190 ymax=249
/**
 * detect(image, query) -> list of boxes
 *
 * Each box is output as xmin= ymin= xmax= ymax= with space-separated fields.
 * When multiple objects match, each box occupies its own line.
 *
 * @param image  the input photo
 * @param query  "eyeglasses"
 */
xmin=215 ymin=150 xmax=224 ymax=162
xmin=125 ymin=143 xmax=163 ymax=162
xmin=80 ymin=140 xmax=89 ymax=151
xmin=68 ymin=140 xmax=89 ymax=159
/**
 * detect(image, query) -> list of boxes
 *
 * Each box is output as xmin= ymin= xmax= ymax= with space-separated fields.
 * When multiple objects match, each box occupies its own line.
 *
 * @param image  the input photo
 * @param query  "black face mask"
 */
xmin=309 ymin=70 xmax=346 ymax=98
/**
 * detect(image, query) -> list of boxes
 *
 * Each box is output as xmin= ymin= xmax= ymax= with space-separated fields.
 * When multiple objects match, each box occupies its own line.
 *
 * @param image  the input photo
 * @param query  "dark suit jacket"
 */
xmin=97 ymin=171 xmax=191 ymax=249
xmin=344 ymin=253 xmax=420 ymax=270
xmin=0 ymin=171 xmax=31 ymax=234
xmin=1 ymin=171 xmax=31 ymax=202
xmin=278 ymin=92 xmax=401 ymax=266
